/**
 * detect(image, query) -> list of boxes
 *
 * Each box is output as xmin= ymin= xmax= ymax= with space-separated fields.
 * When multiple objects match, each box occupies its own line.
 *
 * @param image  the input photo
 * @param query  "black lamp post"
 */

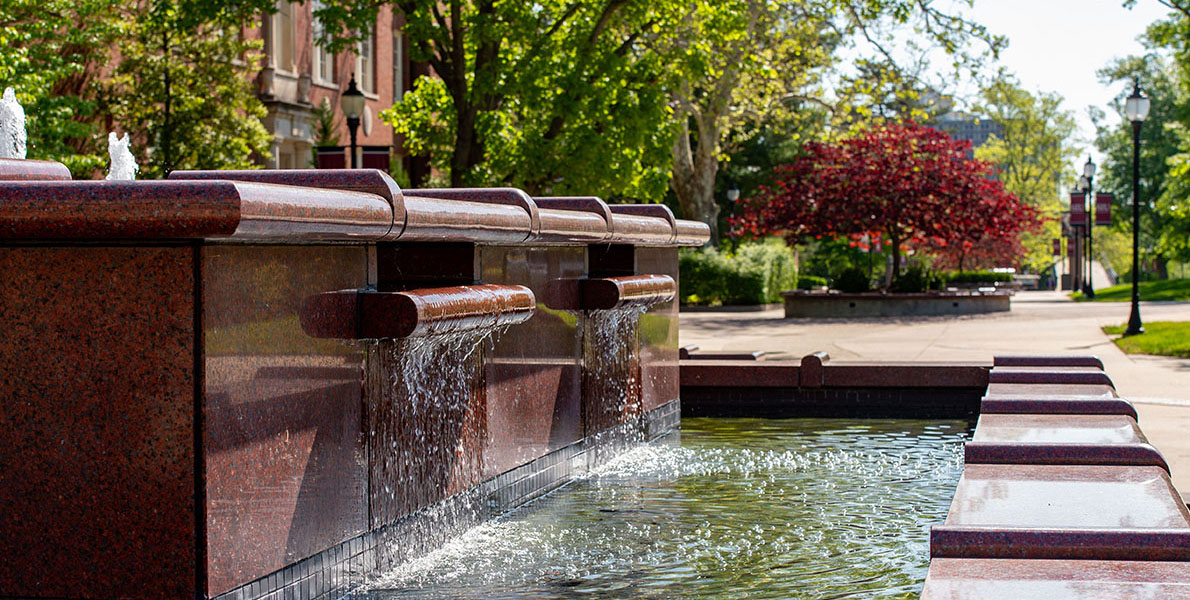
xmin=340 ymin=74 xmax=365 ymax=169
xmin=1124 ymin=82 xmax=1151 ymax=336
xmin=1079 ymin=157 xmax=1097 ymax=298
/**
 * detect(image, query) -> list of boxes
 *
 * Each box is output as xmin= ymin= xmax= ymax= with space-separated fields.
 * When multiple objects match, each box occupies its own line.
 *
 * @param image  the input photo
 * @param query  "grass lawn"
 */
xmin=1073 ymin=279 xmax=1190 ymax=302
xmin=1102 ymin=321 xmax=1190 ymax=358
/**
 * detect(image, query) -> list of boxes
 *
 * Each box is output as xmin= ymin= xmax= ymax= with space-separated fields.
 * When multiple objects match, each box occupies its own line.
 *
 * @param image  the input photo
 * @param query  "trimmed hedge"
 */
xmin=797 ymin=275 xmax=828 ymax=290
xmin=946 ymin=270 xmax=1013 ymax=285
xmin=679 ymin=239 xmax=798 ymax=305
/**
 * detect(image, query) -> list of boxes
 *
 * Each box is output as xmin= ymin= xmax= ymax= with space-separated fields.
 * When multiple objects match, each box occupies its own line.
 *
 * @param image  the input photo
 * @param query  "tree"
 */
xmin=316 ymin=0 xmax=679 ymax=198
xmin=972 ymin=75 xmax=1078 ymax=272
xmin=0 ymin=0 xmax=125 ymax=177
xmin=732 ymin=122 xmax=1037 ymax=280
xmin=665 ymin=0 xmax=1004 ymax=243
xmin=109 ymin=0 xmax=273 ymax=178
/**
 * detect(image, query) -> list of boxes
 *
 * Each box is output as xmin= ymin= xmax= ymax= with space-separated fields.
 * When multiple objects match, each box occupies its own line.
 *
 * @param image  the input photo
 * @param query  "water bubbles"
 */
xmin=365 ymin=418 xmax=969 ymax=599
xmin=104 ymin=132 xmax=138 ymax=180
xmin=0 ymin=87 xmax=27 ymax=159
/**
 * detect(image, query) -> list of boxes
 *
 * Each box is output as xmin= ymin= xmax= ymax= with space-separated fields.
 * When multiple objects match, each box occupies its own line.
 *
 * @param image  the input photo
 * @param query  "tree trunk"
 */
xmin=888 ymin=234 xmax=902 ymax=284
xmin=671 ymin=112 xmax=720 ymax=245
xmin=1156 ymin=254 xmax=1170 ymax=280
xmin=450 ymin=100 xmax=479 ymax=186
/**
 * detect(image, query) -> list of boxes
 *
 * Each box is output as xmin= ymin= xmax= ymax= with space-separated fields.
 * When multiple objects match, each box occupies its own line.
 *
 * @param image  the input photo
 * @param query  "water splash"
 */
xmin=104 ymin=132 xmax=138 ymax=180
xmin=0 ymin=88 xmax=27 ymax=159
xmin=580 ymin=306 xmax=647 ymax=436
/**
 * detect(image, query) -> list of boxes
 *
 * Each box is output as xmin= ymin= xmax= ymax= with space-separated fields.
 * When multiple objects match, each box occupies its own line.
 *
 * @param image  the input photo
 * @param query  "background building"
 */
xmin=247 ymin=2 xmax=412 ymax=173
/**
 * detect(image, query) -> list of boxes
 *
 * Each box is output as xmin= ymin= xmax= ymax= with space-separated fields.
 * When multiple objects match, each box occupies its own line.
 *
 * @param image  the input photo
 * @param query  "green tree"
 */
xmin=316 ymin=0 xmax=679 ymax=198
xmin=0 ymin=0 xmax=125 ymax=177
xmin=973 ymin=75 xmax=1079 ymax=272
xmin=109 ymin=0 xmax=273 ymax=178
xmin=1093 ymin=54 xmax=1185 ymax=279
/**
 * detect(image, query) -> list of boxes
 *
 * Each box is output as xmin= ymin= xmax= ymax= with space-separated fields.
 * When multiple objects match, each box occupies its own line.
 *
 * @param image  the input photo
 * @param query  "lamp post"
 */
xmin=1124 ymin=82 xmax=1150 ymax=336
xmin=1080 ymin=157 xmax=1097 ymax=298
xmin=340 ymin=74 xmax=365 ymax=169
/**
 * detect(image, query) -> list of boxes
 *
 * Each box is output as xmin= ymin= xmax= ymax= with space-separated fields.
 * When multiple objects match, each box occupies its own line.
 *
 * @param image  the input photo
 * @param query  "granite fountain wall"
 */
xmin=0 ymin=159 xmax=708 ymax=600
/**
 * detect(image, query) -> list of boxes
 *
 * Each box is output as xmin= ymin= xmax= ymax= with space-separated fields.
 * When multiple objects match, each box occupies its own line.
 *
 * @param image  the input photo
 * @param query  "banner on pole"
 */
xmin=1067 ymin=238 xmax=1077 ymax=258
xmin=1096 ymin=193 xmax=1113 ymax=226
xmin=1070 ymin=193 xmax=1087 ymax=220
xmin=1053 ymin=238 xmax=1061 ymax=256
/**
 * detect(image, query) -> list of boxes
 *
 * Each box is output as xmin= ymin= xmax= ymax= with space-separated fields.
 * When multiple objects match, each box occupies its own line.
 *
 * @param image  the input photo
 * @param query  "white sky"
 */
xmin=963 ymin=0 xmax=1173 ymax=174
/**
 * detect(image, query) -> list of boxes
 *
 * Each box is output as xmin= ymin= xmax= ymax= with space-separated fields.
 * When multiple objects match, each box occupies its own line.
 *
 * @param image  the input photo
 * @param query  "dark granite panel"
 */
xmin=0 ymin=180 xmax=240 ymax=239
xmin=635 ymin=247 xmax=679 ymax=413
xmin=203 ymin=245 xmax=369 ymax=596
xmin=0 ymin=246 xmax=197 ymax=599
xmin=681 ymin=386 xmax=983 ymax=419
xmin=922 ymin=558 xmax=1190 ymax=599
xmin=0 ymin=157 xmax=72 ymax=180
xmin=993 ymin=355 xmax=1104 ymax=369
xmin=988 ymin=368 xmax=1115 ymax=387
xmin=480 ymin=246 xmax=585 ymax=476
xmin=930 ymin=526 xmax=1190 ymax=561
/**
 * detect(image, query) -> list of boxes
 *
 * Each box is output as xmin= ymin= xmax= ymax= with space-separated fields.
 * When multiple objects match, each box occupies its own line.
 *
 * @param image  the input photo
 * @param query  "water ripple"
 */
xmin=361 ymin=417 xmax=971 ymax=599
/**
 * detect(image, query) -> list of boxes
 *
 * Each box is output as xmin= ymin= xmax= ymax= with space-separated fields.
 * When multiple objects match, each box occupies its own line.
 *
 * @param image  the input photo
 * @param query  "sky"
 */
xmin=962 ymin=0 xmax=1173 ymax=175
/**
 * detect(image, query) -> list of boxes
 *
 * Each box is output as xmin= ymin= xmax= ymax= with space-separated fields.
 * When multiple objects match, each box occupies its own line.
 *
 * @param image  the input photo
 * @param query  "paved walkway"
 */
xmin=679 ymin=291 xmax=1190 ymax=493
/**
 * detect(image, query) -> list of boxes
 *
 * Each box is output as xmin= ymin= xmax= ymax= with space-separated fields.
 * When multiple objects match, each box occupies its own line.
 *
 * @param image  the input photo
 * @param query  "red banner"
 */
xmin=1067 ymin=238 xmax=1077 ymax=258
xmin=1096 ymin=193 xmax=1112 ymax=226
xmin=1070 ymin=193 xmax=1087 ymax=220
xmin=1053 ymin=238 xmax=1061 ymax=256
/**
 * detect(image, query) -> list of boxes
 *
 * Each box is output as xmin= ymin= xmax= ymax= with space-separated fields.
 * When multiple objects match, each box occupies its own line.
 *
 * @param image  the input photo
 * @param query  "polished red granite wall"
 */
xmin=634 ymin=247 xmax=679 ymax=413
xmin=202 ymin=245 xmax=370 ymax=596
xmin=481 ymin=246 xmax=586 ymax=477
xmin=0 ymin=246 xmax=198 ymax=599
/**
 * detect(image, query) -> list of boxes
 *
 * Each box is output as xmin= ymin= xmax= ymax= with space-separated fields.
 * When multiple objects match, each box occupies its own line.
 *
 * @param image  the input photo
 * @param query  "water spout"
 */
xmin=104 ymin=132 xmax=138 ymax=181
xmin=0 ymin=88 xmax=27 ymax=159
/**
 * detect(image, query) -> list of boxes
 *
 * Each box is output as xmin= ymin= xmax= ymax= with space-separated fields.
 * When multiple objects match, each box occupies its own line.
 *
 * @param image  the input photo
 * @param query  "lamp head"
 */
xmin=1125 ymin=81 xmax=1151 ymax=124
xmin=1078 ymin=174 xmax=1089 ymax=190
xmin=1083 ymin=156 xmax=1096 ymax=178
xmin=340 ymin=74 xmax=366 ymax=119
xmin=726 ymin=188 xmax=740 ymax=202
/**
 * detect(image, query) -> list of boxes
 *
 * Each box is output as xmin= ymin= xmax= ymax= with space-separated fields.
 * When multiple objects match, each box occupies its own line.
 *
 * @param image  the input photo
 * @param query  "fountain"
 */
xmin=104 ymin=131 xmax=138 ymax=180
xmin=0 ymin=161 xmax=706 ymax=599
xmin=0 ymin=87 xmax=26 ymax=159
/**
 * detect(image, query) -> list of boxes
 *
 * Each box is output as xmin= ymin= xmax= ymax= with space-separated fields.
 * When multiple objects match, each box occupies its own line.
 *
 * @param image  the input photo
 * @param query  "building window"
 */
xmin=393 ymin=33 xmax=404 ymax=102
xmin=274 ymin=1 xmax=295 ymax=73
xmin=357 ymin=31 xmax=375 ymax=94
xmin=311 ymin=1 xmax=335 ymax=84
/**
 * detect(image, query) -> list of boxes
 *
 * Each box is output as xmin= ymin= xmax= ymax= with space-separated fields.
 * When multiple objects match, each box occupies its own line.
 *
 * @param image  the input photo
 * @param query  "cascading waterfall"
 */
xmin=0 ymin=87 xmax=27 ymax=159
xmin=580 ymin=306 xmax=647 ymax=437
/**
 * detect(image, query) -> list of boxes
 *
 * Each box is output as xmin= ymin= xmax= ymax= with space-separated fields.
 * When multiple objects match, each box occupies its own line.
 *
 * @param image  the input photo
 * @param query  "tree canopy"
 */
xmin=732 ymin=122 xmax=1038 ymax=277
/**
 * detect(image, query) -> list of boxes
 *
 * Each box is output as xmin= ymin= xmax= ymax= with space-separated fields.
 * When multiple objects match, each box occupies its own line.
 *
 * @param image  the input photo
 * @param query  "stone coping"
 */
xmin=780 ymin=289 xmax=1013 ymax=298
xmin=0 ymin=162 xmax=710 ymax=246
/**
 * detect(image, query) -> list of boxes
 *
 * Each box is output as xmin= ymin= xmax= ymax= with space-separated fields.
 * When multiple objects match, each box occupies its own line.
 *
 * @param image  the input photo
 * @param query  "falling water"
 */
xmin=580 ymin=306 xmax=648 ymax=441
xmin=0 ymin=87 xmax=27 ymax=159
xmin=104 ymin=132 xmax=138 ymax=180
xmin=366 ymin=328 xmax=507 ymax=569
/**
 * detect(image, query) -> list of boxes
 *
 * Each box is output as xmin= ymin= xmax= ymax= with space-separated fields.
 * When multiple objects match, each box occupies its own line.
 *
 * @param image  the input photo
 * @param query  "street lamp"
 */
xmin=340 ymin=74 xmax=366 ymax=169
xmin=1080 ymin=157 xmax=1096 ymax=298
xmin=1124 ymin=81 xmax=1150 ymax=336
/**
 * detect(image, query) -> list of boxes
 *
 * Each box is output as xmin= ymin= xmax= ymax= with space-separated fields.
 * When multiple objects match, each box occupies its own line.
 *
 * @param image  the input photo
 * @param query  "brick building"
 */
xmin=248 ymin=2 xmax=412 ymax=172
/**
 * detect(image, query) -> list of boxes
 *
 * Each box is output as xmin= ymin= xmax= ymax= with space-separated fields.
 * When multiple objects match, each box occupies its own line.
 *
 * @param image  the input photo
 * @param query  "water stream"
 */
xmin=359 ymin=417 xmax=971 ymax=599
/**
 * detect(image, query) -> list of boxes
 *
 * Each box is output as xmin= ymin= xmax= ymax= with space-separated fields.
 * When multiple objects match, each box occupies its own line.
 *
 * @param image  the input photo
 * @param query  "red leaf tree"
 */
xmin=731 ymin=122 xmax=1038 ymax=279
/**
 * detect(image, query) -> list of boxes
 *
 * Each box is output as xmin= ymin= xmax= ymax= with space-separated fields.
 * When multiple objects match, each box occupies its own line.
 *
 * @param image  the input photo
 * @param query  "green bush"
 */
xmin=945 ymin=270 xmax=1013 ymax=285
xmin=890 ymin=264 xmax=937 ymax=293
xmin=833 ymin=266 xmax=870 ymax=293
xmin=797 ymin=275 xmax=828 ymax=290
xmin=679 ymin=238 xmax=798 ymax=305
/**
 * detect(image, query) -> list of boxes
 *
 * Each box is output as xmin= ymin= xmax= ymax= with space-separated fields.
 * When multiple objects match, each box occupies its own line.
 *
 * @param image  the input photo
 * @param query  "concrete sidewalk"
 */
xmin=679 ymin=290 xmax=1190 ymax=493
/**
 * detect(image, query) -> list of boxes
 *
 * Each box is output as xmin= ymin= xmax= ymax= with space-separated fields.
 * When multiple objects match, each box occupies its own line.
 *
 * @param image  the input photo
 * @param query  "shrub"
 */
xmin=833 ymin=266 xmax=870 ymax=293
xmin=797 ymin=275 xmax=828 ymax=290
xmin=891 ymin=264 xmax=943 ymax=293
xmin=945 ymin=270 xmax=1013 ymax=285
xmin=679 ymin=238 xmax=798 ymax=305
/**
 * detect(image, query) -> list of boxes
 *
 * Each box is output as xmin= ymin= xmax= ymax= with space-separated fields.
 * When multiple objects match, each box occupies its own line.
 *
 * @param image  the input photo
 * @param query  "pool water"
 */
xmin=361 ymin=418 xmax=971 ymax=599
